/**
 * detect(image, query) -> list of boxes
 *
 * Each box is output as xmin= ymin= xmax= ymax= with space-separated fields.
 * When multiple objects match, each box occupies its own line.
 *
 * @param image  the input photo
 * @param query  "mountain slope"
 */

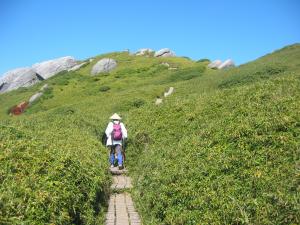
xmin=0 ymin=44 xmax=299 ymax=224
xmin=126 ymin=44 xmax=300 ymax=224
xmin=0 ymin=52 xmax=203 ymax=224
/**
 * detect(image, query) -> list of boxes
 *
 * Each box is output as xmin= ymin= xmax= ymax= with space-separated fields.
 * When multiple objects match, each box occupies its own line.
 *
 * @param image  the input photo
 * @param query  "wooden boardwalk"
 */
xmin=105 ymin=167 xmax=141 ymax=225
xmin=111 ymin=175 xmax=132 ymax=190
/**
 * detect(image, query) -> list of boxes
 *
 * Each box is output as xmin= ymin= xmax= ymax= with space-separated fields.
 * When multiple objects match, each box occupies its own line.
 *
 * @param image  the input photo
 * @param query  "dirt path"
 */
xmin=105 ymin=168 xmax=141 ymax=225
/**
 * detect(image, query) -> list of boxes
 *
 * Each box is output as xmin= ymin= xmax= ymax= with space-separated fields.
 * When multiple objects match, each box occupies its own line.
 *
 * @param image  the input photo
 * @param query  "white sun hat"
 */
xmin=110 ymin=113 xmax=122 ymax=120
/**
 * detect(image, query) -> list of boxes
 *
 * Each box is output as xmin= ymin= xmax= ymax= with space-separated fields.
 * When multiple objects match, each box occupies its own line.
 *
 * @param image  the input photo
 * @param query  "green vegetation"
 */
xmin=219 ymin=64 xmax=286 ymax=88
xmin=99 ymin=86 xmax=110 ymax=92
xmin=0 ymin=120 xmax=109 ymax=224
xmin=197 ymin=58 xmax=210 ymax=63
xmin=128 ymin=74 xmax=299 ymax=224
xmin=0 ymin=44 xmax=299 ymax=224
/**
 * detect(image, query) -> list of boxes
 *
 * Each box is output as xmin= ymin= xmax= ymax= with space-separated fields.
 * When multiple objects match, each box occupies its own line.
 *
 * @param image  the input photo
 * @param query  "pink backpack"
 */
xmin=113 ymin=124 xmax=123 ymax=140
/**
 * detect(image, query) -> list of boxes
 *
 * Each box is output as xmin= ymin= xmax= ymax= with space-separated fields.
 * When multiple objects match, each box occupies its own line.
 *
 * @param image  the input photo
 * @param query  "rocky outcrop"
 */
xmin=218 ymin=59 xmax=235 ymax=69
xmin=68 ymin=62 xmax=87 ymax=72
xmin=164 ymin=87 xmax=174 ymax=97
xmin=0 ymin=68 xmax=43 ymax=94
xmin=161 ymin=62 xmax=170 ymax=67
xmin=208 ymin=59 xmax=235 ymax=69
xmin=40 ymin=84 xmax=49 ymax=91
xmin=155 ymin=98 xmax=163 ymax=105
xmin=160 ymin=62 xmax=178 ymax=70
xmin=0 ymin=49 xmax=181 ymax=94
xmin=0 ymin=83 xmax=9 ymax=93
xmin=155 ymin=87 xmax=175 ymax=105
xmin=154 ymin=48 xmax=176 ymax=57
xmin=208 ymin=60 xmax=222 ymax=69
xmin=0 ymin=56 xmax=78 ymax=94
xmin=91 ymin=58 xmax=117 ymax=75
xmin=29 ymin=92 xmax=43 ymax=104
xmin=32 ymin=56 xmax=77 ymax=79
xmin=135 ymin=48 xmax=154 ymax=56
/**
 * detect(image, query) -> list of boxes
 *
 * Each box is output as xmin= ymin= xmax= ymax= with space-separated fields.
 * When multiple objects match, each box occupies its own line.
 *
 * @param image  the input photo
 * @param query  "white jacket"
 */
xmin=105 ymin=122 xmax=128 ymax=146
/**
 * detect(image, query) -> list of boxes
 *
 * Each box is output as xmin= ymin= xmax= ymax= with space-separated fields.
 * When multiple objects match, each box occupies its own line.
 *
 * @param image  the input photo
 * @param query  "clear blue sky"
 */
xmin=0 ymin=0 xmax=299 ymax=76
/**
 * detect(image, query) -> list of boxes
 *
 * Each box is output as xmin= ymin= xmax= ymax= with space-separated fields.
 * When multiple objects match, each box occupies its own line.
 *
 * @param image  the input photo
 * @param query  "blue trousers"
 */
xmin=110 ymin=145 xmax=123 ymax=166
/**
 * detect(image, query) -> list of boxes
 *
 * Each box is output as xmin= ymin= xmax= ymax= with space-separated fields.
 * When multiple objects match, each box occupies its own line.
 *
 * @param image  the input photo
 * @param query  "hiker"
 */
xmin=105 ymin=113 xmax=128 ymax=169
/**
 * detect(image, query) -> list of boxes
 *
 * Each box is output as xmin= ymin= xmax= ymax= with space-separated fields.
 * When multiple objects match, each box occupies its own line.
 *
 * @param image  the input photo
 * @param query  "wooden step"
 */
xmin=105 ymin=193 xmax=141 ymax=225
xmin=111 ymin=175 xmax=132 ymax=190
xmin=109 ymin=166 xmax=128 ymax=175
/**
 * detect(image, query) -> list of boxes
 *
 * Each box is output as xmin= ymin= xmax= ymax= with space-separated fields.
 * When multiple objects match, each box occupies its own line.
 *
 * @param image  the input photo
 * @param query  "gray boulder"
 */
xmin=164 ymin=87 xmax=174 ymax=97
xmin=68 ymin=62 xmax=87 ymax=72
xmin=0 ymin=68 xmax=43 ymax=94
xmin=29 ymin=92 xmax=43 ymax=104
xmin=135 ymin=48 xmax=154 ymax=56
xmin=217 ymin=59 xmax=235 ymax=69
xmin=154 ymin=48 xmax=176 ymax=57
xmin=91 ymin=58 xmax=117 ymax=75
xmin=208 ymin=60 xmax=222 ymax=69
xmin=0 ymin=83 xmax=10 ymax=93
xmin=155 ymin=98 xmax=163 ymax=105
xmin=40 ymin=84 xmax=49 ymax=91
xmin=161 ymin=62 xmax=170 ymax=67
xmin=32 ymin=56 xmax=77 ymax=79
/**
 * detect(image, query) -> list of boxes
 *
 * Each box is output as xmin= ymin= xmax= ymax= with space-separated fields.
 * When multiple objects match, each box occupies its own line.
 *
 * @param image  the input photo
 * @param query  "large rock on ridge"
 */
xmin=0 ymin=68 xmax=43 ymax=93
xmin=208 ymin=60 xmax=222 ymax=69
xmin=135 ymin=48 xmax=154 ymax=56
xmin=208 ymin=59 xmax=235 ymax=69
xmin=68 ymin=62 xmax=87 ymax=72
xmin=217 ymin=59 xmax=235 ymax=69
xmin=154 ymin=48 xmax=176 ymax=57
xmin=29 ymin=92 xmax=43 ymax=104
xmin=91 ymin=58 xmax=117 ymax=75
xmin=32 ymin=56 xmax=77 ymax=79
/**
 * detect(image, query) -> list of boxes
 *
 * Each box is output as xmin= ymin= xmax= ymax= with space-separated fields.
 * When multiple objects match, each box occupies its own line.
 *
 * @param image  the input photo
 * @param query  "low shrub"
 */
xmin=49 ymin=71 xmax=87 ymax=86
xmin=99 ymin=72 xmax=110 ymax=76
xmin=0 ymin=116 xmax=110 ymax=224
xmin=99 ymin=86 xmax=110 ymax=92
xmin=166 ymin=65 xmax=206 ymax=82
xmin=197 ymin=58 xmax=210 ymax=63
xmin=219 ymin=64 xmax=287 ymax=89
xmin=131 ymin=99 xmax=145 ymax=108
xmin=54 ymin=106 xmax=76 ymax=115
xmin=182 ymin=56 xmax=191 ymax=60
xmin=41 ymin=86 xmax=54 ymax=100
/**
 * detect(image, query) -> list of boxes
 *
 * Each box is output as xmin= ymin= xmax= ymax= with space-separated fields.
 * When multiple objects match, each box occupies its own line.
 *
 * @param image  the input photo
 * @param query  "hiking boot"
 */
xmin=110 ymin=164 xmax=114 ymax=168
xmin=118 ymin=165 xmax=123 ymax=170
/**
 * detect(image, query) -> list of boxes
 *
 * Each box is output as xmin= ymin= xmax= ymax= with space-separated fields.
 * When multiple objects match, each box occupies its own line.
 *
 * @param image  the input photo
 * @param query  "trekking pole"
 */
xmin=122 ymin=138 xmax=126 ymax=162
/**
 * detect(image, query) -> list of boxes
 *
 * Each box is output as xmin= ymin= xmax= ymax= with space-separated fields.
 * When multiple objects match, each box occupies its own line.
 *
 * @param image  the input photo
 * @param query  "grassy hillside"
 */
xmin=0 ymin=44 xmax=299 ymax=224
xmin=126 ymin=44 xmax=300 ymax=224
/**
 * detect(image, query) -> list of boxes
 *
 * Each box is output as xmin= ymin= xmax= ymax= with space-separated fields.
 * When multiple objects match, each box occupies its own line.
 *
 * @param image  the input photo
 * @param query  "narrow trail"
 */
xmin=105 ymin=167 xmax=141 ymax=225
